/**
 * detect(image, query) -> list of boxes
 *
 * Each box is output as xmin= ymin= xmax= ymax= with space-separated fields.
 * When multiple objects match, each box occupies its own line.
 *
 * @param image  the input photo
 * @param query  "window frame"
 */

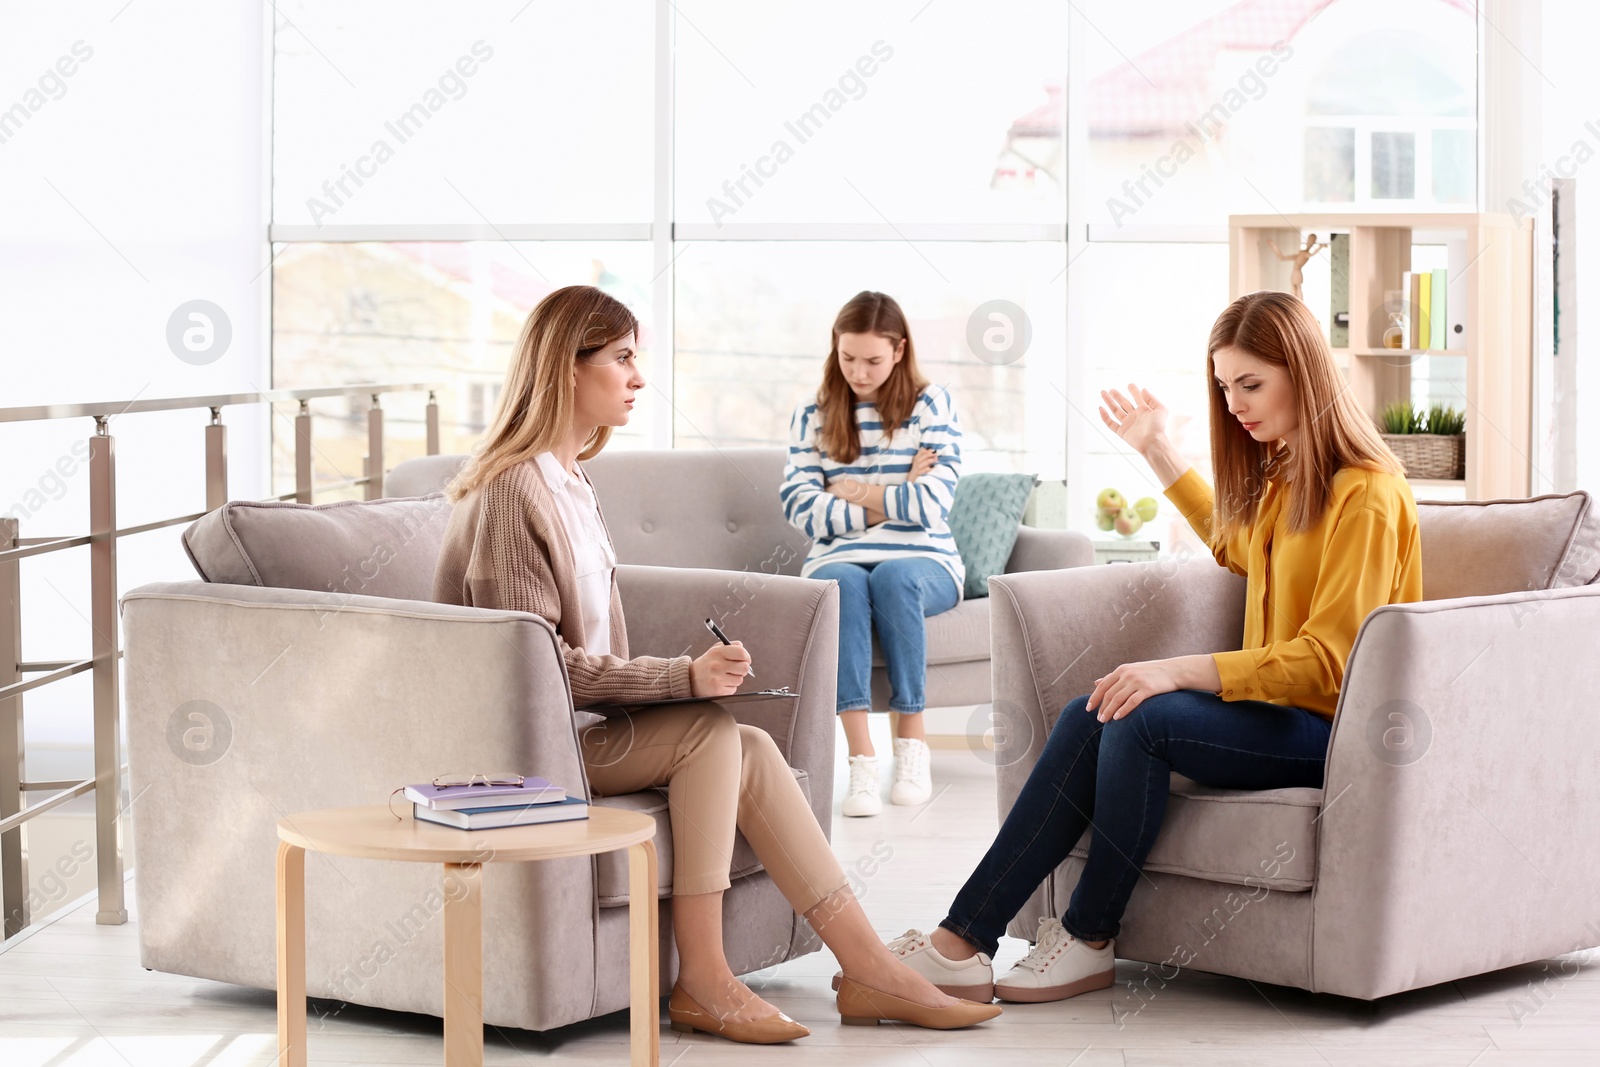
xmin=266 ymin=1 xmax=1484 ymax=522
xmin=267 ymin=1 xmax=1072 ymax=459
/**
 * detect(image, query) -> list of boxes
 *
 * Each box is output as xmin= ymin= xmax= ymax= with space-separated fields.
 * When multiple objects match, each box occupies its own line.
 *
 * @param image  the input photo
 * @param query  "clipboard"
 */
xmin=575 ymin=686 xmax=800 ymax=715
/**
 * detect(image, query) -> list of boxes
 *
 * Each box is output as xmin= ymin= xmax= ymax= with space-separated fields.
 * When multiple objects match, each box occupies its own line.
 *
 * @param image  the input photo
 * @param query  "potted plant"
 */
xmin=1379 ymin=401 xmax=1466 ymax=480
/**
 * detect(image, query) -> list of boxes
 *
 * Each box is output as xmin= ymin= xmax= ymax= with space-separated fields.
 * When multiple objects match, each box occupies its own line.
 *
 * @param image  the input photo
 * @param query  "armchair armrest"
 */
xmin=985 ymin=558 xmax=1243 ymax=944
xmin=615 ymin=564 xmax=840 ymax=829
xmin=122 ymin=581 xmax=587 ymax=803
xmin=119 ymin=580 xmax=593 ymax=995
xmin=1004 ymin=525 xmax=1096 ymax=573
xmin=987 ymin=558 xmax=1245 ymax=805
xmin=1312 ymin=585 xmax=1600 ymax=999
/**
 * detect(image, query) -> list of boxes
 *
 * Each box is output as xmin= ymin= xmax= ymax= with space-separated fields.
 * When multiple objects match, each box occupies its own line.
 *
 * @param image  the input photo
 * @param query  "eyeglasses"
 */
xmin=388 ymin=772 xmax=527 ymax=820
xmin=432 ymin=773 xmax=524 ymax=789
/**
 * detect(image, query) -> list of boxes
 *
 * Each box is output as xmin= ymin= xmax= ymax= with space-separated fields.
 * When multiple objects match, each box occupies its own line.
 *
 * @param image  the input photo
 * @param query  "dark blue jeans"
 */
xmin=941 ymin=689 xmax=1332 ymax=949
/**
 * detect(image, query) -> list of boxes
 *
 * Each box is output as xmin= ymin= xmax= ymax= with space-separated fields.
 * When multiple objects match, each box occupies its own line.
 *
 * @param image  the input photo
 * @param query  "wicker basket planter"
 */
xmin=1382 ymin=433 xmax=1465 ymax=480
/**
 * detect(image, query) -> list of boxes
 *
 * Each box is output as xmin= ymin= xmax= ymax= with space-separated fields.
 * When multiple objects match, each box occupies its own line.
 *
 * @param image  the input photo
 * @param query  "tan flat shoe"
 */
xmin=667 ymin=982 xmax=810 ymax=1044
xmin=836 ymin=976 xmax=1003 ymax=1029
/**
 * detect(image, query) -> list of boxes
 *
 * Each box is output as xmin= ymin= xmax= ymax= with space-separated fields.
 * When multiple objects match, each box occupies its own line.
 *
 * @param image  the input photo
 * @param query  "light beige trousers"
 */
xmin=581 ymin=701 xmax=848 ymax=911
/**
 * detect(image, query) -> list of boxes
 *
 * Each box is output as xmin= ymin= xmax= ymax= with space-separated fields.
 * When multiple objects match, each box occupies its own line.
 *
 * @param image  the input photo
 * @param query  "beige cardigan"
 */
xmin=432 ymin=458 xmax=694 ymax=707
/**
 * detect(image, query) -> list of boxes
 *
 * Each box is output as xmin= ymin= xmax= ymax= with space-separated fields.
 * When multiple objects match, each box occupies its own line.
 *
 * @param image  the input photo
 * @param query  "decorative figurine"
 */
xmin=1264 ymin=233 xmax=1326 ymax=301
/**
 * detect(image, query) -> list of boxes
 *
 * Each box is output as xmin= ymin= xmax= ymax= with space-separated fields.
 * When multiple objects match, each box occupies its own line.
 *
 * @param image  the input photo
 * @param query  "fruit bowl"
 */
xmin=1095 ymin=488 xmax=1159 ymax=539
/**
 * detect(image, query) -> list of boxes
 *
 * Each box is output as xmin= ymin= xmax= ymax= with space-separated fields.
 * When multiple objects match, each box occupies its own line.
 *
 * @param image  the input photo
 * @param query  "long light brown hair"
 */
xmin=446 ymin=285 xmax=638 ymax=502
xmin=816 ymin=291 xmax=928 ymax=464
xmin=1208 ymin=290 xmax=1404 ymax=540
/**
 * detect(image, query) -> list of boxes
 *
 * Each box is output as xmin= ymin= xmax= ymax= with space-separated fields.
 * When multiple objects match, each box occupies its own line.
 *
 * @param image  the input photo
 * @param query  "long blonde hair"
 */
xmin=816 ymin=291 xmax=927 ymax=465
xmin=1207 ymin=290 xmax=1404 ymax=541
xmin=446 ymin=285 xmax=638 ymax=502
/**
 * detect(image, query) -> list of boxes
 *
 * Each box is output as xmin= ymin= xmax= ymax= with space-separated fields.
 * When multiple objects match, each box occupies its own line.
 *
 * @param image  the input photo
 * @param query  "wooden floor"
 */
xmin=3 ymin=741 xmax=1598 ymax=1066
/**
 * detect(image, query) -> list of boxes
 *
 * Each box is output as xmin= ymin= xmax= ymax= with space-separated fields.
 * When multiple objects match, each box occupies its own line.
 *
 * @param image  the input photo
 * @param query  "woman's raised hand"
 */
xmin=690 ymin=641 xmax=752 ymax=698
xmin=1099 ymin=384 xmax=1169 ymax=455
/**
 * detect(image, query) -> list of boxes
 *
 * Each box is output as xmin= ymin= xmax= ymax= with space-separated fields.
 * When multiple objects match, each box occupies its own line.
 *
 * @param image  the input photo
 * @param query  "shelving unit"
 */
xmin=1227 ymin=212 xmax=1533 ymax=500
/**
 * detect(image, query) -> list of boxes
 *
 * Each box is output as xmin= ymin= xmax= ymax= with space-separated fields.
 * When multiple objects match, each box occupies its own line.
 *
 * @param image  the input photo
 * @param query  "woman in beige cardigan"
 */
xmin=434 ymin=284 xmax=999 ymax=1042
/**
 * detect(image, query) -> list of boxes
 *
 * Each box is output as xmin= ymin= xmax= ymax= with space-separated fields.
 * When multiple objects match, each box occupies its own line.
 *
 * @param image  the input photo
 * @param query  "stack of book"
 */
xmin=1401 ymin=267 xmax=1450 ymax=350
xmin=405 ymin=777 xmax=588 ymax=831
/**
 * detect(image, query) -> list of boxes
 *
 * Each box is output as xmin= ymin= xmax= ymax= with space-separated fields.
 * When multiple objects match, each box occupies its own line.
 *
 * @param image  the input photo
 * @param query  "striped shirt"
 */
xmin=781 ymin=385 xmax=965 ymax=590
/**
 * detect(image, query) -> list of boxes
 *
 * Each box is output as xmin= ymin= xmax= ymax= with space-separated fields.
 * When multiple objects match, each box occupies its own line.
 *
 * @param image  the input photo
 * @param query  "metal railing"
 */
xmin=0 ymin=383 xmax=441 ymax=938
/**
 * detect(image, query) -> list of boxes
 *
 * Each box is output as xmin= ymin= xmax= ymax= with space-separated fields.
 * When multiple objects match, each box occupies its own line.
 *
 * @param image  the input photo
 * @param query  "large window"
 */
xmin=1083 ymin=0 xmax=1477 ymax=231
xmin=673 ymin=241 xmax=1065 ymax=472
xmin=1072 ymin=0 xmax=1478 ymax=533
xmin=268 ymin=0 xmax=1480 ymax=530
xmin=272 ymin=2 xmax=655 ymax=227
xmin=270 ymin=241 xmax=655 ymax=496
xmin=1077 ymin=241 xmax=1230 ymax=550
xmin=673 ymin=2 xmax=1066 ymax=226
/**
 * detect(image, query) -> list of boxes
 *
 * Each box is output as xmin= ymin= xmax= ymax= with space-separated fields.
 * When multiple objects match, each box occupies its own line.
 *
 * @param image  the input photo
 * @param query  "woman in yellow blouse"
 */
xmin=877 ymin=289 xmax=1422 ymax=1005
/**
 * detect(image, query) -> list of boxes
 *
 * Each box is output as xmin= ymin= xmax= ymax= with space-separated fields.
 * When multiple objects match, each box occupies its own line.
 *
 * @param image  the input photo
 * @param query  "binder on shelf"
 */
xmin=1430 ymin=268 xmax=1448 ymax=350
xmin=1405 ymin=272 xmax=1422 ymax=349
xmin=1329 ymin=233 xmax=1350 ymax=348
xmin=1416 ymin=271 xmax=1431 ymax=351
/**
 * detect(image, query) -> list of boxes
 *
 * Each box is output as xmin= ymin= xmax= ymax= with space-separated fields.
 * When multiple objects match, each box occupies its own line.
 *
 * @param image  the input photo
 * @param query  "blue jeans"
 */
xmin=941 ymin=689 xmax=1332 ymax=949
xmin=811 ymin=557 xmax=961 ymax=714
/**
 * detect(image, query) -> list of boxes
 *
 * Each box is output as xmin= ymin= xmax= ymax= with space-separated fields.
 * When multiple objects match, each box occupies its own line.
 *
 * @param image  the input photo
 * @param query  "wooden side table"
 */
xmin=275 ymin=804 xmax=659 ymax=1067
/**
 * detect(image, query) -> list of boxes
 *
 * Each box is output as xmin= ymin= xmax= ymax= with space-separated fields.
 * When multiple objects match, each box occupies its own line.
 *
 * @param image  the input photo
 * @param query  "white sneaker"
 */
xmin=890 ymin=737 xmax=932 ymax=806
xmin=841 ymin=755 xmax=882 ymax=817
xmin=832 ymin=928 xmax=995 ymax=1000
xmin=994 ymin=917 xmax=1115 ymax=1003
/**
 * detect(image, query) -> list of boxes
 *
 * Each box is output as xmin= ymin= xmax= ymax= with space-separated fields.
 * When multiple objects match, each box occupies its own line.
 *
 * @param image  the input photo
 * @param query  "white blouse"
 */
xmin=534 ymin=452 xmax=617 ymax=657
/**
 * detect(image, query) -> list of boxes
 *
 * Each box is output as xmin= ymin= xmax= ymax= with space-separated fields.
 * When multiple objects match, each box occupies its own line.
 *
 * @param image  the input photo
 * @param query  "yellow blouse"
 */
xmin=1164 ymin=465 xmax=1423 ymax=720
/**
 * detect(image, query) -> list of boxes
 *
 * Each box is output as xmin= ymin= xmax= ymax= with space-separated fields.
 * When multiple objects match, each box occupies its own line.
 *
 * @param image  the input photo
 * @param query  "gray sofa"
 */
xmin=388 ymin=447 xmax=1096 ymax=711
xmin=121 ymin=490 xmax=840 ymax=1032
xmin=989 ymin=490 xmax=1600 ymax=1000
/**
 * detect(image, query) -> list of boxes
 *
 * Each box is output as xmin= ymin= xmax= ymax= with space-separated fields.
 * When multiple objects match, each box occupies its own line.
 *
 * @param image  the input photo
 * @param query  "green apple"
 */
xmin=1134 ymin=496 xmax=1158 ymax=522
xmin=1096 ymin=487 xmax=1126 ymax=513
xmin=1113 ymin=506 xmax=1143 ymax=536
xmin=1094 ymin=510 xmax=1115 ymax=531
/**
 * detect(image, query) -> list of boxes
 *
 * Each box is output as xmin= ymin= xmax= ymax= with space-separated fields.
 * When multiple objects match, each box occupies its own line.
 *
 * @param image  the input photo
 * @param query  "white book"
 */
xmin=412 ymin=797 xmax=589 ymax=830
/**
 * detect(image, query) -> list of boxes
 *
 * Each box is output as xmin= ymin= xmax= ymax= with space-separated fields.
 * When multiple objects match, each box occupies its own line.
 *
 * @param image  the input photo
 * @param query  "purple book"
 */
xmin=404 ymin=777 xmax=565 ymax=811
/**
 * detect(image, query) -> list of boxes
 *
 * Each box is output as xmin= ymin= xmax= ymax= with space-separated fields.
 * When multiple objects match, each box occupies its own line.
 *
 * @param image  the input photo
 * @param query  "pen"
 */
xmin=704 ymin=618 xmax=754 ymax=678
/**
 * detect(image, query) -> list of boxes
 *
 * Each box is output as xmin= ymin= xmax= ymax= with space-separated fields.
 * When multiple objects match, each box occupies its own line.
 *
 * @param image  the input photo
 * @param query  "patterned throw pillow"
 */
xmin=946 ymin=473 xmax=1038 ymax=599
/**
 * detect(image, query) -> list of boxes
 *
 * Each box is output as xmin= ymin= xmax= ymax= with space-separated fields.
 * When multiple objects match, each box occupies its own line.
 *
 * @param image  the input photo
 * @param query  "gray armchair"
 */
xmin=988 ymin=490 xmax=1600 ymax=999
xmin=121 ymin=491 xmax=839 ymax=1032
xmin=389 ymin=447 xmax=1095 ymax=710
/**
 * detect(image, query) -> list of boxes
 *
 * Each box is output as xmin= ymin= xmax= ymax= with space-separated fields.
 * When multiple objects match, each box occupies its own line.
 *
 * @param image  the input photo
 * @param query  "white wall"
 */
xmin=0 ymin=1 xmax=270 ymax=759
xmin=1539 ymin=0 xmax=1600 ymax=494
